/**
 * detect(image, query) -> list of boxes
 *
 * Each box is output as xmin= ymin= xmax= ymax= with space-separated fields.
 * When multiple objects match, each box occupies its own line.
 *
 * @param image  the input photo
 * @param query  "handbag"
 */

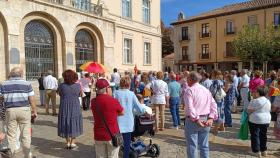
xmin=94 ymin=100 xmax=123 ymax=147
xmin=215 ymin=88 xmax=226 ymax=101
xmin=238 ymin=111 xmax=249 ymax=140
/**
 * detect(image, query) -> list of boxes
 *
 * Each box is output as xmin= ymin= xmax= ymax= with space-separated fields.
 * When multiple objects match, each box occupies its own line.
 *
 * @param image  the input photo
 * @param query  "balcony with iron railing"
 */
xmin=182 ymin=54 xmax=189 ymax=61
xmin=199 ymin=31 xmax=211 ymax=38
xmin=35 ymin=0 xmax=103 ymax=16
xmin=199 ymin=53 xmax=211 ymax=60
xmin=180 ymin=35 xmax=190 ymax=43
xmin=224 ymin=51 xmax=236 ymax=58
xmin=224 ymin=27 xmax=236 ymax=35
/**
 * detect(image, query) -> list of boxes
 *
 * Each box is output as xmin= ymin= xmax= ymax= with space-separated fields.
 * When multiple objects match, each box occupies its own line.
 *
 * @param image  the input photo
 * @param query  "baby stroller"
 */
xmin=120 ymin=114 xmax=160 ymax=158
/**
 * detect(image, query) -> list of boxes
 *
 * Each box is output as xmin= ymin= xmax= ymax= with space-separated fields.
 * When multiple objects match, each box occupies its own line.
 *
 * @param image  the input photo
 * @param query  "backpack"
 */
xmin=210 ymin=80 xmax=226 ymax=101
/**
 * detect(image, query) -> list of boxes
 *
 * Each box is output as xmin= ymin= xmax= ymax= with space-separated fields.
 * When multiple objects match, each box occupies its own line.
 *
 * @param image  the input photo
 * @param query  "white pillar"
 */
xmin=214 ymin=63 xmax=219 ymax=70
xmin=238 ymin=62 xmax=243 ymax=72
xmin=193 ymin=64 xmax=198 ymax=71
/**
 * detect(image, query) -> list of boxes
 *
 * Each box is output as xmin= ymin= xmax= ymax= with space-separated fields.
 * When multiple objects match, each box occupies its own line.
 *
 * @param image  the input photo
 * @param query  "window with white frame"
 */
xmin=144 ymin=42 xmax=151 ymax=64
xmin=143 ymin=0 xmax=150 ymax=24
xmin=122 ymin=0 xmax=131 ymax=18
xmin=123 ymin=38 xmax=133 ymax=64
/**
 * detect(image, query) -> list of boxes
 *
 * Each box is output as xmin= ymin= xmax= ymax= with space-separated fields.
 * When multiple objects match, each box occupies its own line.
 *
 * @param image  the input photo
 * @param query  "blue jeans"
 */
xmin=111 ymin=84 xmax=119 ymax=97
xmin=185 ymin=116 xmax=210 ymax=158
xmin=224 ymin=100 xmax=233 ymax=126
xmin=122 ymin=132 xmax=131 ymax=158
xmin=216 ymin=101 xmax=224 ymax=124
xmin=169 ymin=97 xmax=180 ymax=127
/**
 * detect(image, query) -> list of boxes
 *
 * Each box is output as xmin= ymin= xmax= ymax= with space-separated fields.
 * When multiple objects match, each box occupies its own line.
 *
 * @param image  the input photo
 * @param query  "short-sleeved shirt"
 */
xmin=79 ymin=77 xmax=92 ymax=92
xmin=0 ymin=77 xmax=34 ymax=108
xmin=91 ymin=94 xmax=123 ymax=141
xmin=147 ymin=79 xmax=169 ymax=104
xmin=241 ymin=74 xmax=250 ymax=87
xmin=168 ymin=80 xmax=181 ymax=97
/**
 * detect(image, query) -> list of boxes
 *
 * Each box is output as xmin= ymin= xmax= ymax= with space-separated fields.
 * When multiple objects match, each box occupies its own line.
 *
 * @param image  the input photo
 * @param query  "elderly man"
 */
xmin=43 ymin=70 xmax=58 ymax=115
xmin=239 ymin=69 xmax=250 ymax=110
xmin=0 ymin=67 xmax=37 ymax=157
xmin=91 ymin=78 xmax=124 ymax=158
xmin=184 ymin=72 xmax=217 ymax=158
xmin=231 ymin=70 xmax=239 ymax=113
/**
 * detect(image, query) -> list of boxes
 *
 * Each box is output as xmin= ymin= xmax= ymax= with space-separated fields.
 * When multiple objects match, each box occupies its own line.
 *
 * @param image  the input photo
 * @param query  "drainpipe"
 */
xmin=215 ymin=17 xmax=218 ymax=70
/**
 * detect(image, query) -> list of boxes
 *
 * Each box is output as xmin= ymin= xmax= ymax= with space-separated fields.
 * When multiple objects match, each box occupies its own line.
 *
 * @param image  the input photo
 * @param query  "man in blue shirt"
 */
xmin=168 ymin=73 xmax=181 ymax=130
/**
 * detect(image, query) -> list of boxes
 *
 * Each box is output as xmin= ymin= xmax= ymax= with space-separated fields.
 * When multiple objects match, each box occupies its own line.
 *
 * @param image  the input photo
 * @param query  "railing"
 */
xmin=43 ymin=0 xmax=63 ymax=4
xmin=225 ymin=27 xmax=236 ymax=35
xmin=200 ymin=53 xmax=211 ymax=60
xmin=70 ymin=0 xmax=102 ymax=15
xmin=39 ymin=0 xmax=102 ymax=16
xmin=224 ymin=51 xmax=235 ymax=58
xmin=182 ymin=55 xmax=189 ymax=61
xmin=199 ymin=31 xmax=211 ymax=38
xmin=181 ymin=35 xmax=190 ymax=41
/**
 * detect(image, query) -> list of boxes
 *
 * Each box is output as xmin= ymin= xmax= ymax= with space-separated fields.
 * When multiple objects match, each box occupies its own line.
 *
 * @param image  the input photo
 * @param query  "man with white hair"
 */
xmin=0 ymin=67 xmax=37 ymax=157
xmin=231 ymin=70 xmax=239 ymax=113
xmin=43 ymin=70 xmax=58 ymax=115
xmin=184 ymin=72 xmax=217 ymax=158
xmin=239 ymin=69 xmax=250 ymax=110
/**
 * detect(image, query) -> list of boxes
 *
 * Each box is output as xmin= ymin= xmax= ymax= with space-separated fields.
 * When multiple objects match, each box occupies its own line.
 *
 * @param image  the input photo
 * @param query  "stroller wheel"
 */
xmin=148 ymin=144 xmax=160 ymax=157
xmin=129 ymin=150 xmax=138 ymax=158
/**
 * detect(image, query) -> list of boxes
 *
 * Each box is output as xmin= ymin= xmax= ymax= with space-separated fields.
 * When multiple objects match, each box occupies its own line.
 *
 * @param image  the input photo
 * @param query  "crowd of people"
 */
xmin=0 ymin=66 xmax=279 ymax=158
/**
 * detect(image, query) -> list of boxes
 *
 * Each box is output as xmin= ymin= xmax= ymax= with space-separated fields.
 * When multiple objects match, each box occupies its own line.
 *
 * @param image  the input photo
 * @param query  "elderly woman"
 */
xmin=115 ymin=76 xmax=147 ymax=158
xmin=210 ymin=70 xmax=225 ymax=133
xmin=249 ymin=70 xmax=265 ymax=93
xmin=148 ymin=71 xmax=169 ymax=132
xmin=247 ymin=87 xmax=271 ymax=157
xmin=58 ymin=70 xmax=83 ymax=149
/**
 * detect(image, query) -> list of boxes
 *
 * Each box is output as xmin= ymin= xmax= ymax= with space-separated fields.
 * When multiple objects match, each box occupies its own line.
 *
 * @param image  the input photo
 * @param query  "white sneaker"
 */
xmin=170 ymin=126 xmax=179 ymax=130
xmin=248 ymin=151 xmax=261 ymax=157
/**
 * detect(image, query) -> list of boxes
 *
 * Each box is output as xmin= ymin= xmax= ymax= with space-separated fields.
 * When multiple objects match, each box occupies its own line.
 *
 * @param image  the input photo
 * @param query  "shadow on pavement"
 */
xmin=31 ymin=137 xmax=94 ymax=158
xmin=35 ymin=120 xmax=57 ymax=128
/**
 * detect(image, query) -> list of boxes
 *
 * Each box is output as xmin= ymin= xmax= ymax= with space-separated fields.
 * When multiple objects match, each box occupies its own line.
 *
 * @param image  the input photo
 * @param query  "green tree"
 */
xmin=233 ymin=25 xmax=280 ymax=72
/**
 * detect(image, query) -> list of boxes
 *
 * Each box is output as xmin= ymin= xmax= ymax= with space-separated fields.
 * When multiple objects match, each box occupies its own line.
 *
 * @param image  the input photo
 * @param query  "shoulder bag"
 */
xmin=94 ymin=100 xmax=123 ymax=147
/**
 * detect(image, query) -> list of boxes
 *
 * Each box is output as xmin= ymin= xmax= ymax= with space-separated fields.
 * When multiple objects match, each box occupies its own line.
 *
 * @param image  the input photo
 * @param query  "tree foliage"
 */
xmin=161 ymin=20 xmax=174 ymax=57
xmin=233 ymin=25 xmax=280 ymax=63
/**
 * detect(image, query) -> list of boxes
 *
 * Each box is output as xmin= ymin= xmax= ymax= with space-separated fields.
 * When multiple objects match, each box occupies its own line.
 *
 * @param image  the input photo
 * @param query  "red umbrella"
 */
xmin=79 ymin=62 xmax=105 ymax=73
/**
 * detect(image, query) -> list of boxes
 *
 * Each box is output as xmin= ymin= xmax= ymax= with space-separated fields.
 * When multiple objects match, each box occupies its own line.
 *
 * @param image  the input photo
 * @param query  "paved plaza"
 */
xmin=26 ymin=107 xmax=280 ymax=158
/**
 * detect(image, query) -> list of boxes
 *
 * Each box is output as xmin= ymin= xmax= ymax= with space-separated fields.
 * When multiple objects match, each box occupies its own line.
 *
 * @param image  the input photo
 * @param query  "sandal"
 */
xmin=70 ymin=143 xmax=78 ymax=149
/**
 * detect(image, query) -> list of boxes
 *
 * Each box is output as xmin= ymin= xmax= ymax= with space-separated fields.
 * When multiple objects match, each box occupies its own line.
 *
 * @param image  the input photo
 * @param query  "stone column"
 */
xmin=238 ymin=62 xmax=243 ymax=72
xmin=193 ymin=64 xmax=198 ymax=71
xmin=214 ymin=63 xmax=219 ymax=70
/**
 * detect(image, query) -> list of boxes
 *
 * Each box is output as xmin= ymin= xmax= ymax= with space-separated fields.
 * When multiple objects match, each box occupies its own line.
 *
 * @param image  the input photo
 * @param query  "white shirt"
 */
xmin=111 ymin=72 xmax=120 ymax=84
xmin=43 ymin=75 xmax=58 ymax=90
xmin=147 ymin=79 xmax=169 ymax=104
xmin=248 ymin=96 xmax=271 ymax=124
xmin=79 ymin=78 xmax=91 ymax=92
xmin=241 ymin=74 xmax=250 ymax=87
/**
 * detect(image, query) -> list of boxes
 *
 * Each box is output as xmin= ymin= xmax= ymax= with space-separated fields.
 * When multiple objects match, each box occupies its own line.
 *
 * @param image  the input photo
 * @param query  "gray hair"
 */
xmin=231 ymin=70 xmax=237 ymax=75
xmin=97 ymin=88 xmax=106 ymax=94
xmin=241 ymin=69 xmax=248 ymax=74
xmin=188 ymin=71 xmax=202 ymax=83
xmin=9 ymin=67 xmax=23 ymax=78
xmin=47 ymin=70 xmax=53 ymax=75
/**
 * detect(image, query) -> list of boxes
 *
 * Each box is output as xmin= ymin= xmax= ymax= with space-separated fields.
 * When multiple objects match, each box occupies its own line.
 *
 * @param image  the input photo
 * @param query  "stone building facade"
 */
xmin=0 ymin=0 xmax=161 ymax=81
xmin=171 ymin=0 xmax=280 ymax=72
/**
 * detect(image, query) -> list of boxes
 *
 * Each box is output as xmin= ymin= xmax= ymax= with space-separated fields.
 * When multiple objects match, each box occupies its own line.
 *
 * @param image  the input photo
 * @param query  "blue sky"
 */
xmin=161 ymin=0 xmax=250 ymax=26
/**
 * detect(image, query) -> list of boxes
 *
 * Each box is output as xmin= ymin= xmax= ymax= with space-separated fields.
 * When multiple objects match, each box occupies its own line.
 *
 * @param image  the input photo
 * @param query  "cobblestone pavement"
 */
xmin=24 ymin=106 xmax=280 ymax=158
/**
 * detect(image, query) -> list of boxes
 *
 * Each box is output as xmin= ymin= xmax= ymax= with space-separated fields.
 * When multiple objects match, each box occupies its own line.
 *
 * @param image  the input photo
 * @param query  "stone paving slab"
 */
xmin=14 ymin=107 xmax=280 ymax=158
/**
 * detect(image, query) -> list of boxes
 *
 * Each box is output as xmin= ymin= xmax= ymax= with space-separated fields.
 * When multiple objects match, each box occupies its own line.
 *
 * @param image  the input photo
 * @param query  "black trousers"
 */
xmin=82 ymin=92 xmax=91 ymax=110
xmin=248 ymin=121 xmax=269 ymax=152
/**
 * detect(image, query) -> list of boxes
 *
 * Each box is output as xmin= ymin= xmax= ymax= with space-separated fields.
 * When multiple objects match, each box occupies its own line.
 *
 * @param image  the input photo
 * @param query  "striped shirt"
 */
xmin=0 ymin=77 xmax=34 ymax=108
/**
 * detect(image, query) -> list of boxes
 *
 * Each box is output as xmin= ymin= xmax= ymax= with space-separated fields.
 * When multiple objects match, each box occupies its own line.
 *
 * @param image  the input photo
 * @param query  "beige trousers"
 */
xmin=95 ymin=140 xmax=119 ymax=158
xmin=5 ymin=107 xmax=31 ymax=158
xmin=45 ymin=89 xmax=57 ymax=114
xmin=152 ymin=104 xmax=165 ymax=130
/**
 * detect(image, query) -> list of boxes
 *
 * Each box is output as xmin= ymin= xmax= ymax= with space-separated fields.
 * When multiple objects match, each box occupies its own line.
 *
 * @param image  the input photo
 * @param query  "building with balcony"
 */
xmin=0 ymin=0 xmax=161 ymax=81
xmin=171 ymin=0 xmax=280 ymax=72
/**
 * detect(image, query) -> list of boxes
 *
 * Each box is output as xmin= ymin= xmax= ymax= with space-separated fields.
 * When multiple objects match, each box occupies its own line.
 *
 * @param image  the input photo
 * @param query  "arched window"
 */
xmin=75 ymin=30 xmax=94 ymax=72
xmin=24 ymin=21 xmax=54 ymax=80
